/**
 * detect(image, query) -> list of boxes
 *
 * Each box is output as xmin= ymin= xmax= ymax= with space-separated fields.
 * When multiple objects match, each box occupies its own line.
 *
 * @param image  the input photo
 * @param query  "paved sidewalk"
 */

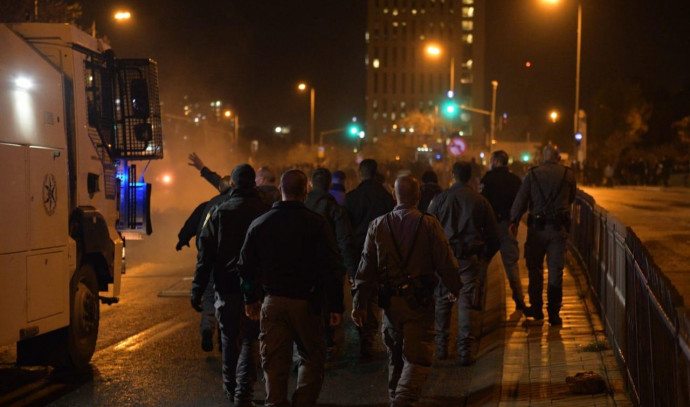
xmin=495 ymin=235 xmax=633 ymax=406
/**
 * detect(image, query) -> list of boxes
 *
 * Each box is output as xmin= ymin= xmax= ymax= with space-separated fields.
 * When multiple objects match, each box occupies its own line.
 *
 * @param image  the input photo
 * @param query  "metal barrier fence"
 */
xmin=570 ymin=190 xmax=690 ymax=406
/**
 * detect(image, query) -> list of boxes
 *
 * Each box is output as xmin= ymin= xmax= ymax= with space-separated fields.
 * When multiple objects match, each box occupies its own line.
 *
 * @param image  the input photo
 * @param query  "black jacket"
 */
xmin=238 ymin=201 xmax=344 ymax=314
xmin=345 ymin=179 xmax=396 ymax=253
xmin=480 ymin=166 xmax=522 ymax=222
xmin=305 ymin=188 xmax=358 ymax=278
xmin=192 ymin=187 xmax=269 ymax=298
xmin=428 ymin=182 xmax=500 ymax=261
xmin=419 ymin=182 xmax=442 ymax=213
xmin=177 ymin=187 xmax=233 ymax=250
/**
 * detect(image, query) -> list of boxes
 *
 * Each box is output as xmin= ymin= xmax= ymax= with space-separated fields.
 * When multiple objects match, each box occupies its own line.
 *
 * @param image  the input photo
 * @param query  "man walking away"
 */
xmin=256 ymin=166 xmax=282 ymax=205
xmin=239 ymin=169 xmax=344 ymax=407
xmin=480 ymin=150 xmax=526 ymax=311
xmin=192 ymin=164 xmax=269 ymax=406
xmin=346 ymin=158 xmax=396 ymax=358
xmin=428 ymin=162 xmax=500 ymax=365
xmin=418 ymin=170 xmax=442 ymax=212
xmin=178 ymin=176 xmax=232 ymax=352
xmin=306 ymin=168 xmax=357 ymax=358
xmin=352 ymin=175 xmax=460 ymax=406
xmin=510 ymin=143 xmax=576 ymax=326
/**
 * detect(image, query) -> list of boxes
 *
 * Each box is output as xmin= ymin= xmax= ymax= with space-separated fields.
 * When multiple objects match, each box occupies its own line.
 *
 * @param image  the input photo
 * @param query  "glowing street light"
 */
xmin=224 ymin=110 xmax=232 ymax=118
xmin=297 ymin=82 xmax=315 ymax=151
xmin=550 ymin=110 xmax=560 ymax=123
xmin=425 ymin=43 xmax=455 ymax=101
xmin=425 ymin=44 xmax=442 ymax=57
xmin=114 ymin=10 xmax=132 ymax=21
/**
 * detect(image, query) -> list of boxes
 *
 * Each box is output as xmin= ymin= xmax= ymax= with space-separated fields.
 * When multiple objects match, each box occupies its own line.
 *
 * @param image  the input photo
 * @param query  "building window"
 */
xmin=462 ymin=33 xmax=473 ymax=44
xmin=373 ymin=58 xmax=380 ymax=69
xmin=401 ymin=73 xmax=406 ymax=94
xmin=392 ymin=47 xmax=397 ymax=66
xmin=374 ymin=73 xmax=379 ymax=93
xmin=462 ymin=0 xmax=473 ymax=4
xmin=373 ymin=99 xmax=378 ymax=108
xmin=462 ymin=20 xmax=473 ymax=31
xmin=402 ymin=47 xmax=407 ymax=64
xmin=392 ymin=73 xmax=397 ymax=94
xmin=383 ymin=73 xmax=388 ymax=93
xmin=462 ymin=6 xmax=474 ymax=18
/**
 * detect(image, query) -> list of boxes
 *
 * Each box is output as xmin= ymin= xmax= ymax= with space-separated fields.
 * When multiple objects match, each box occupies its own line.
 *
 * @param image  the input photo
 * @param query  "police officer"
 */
xmin=346 ymin=158 xmax=396 ymax=358
xmin=428 ymin=161 xmax=500 ymax=365
xmin=352 ymin=175 xmax=460 ymax=406
xmin=306 ymin=168 xmax=357 ymax=358
xmin=480 ymin=151 xmax=526 ymax=311
xmin=239 ymin=169 xmax=344 ymax=407
xmin=509 ymin=143 xmax=576 ymax=326
xmin=192 ymin=164 xmax=270 ymax=406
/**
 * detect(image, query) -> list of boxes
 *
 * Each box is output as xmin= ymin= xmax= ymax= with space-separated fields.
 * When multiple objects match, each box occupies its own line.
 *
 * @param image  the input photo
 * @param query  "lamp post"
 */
xmin=425 ymin=44 xmax=455 ymax=97
xmin=224 ymin=110 xmax=239 ymax=152
xmin=541 ymin=0 xmax=582 ymax=136
xmin=490 ymin=80 xmax=498 ymax=150
xmin=298 ymin=82 xmax=315 ymax=151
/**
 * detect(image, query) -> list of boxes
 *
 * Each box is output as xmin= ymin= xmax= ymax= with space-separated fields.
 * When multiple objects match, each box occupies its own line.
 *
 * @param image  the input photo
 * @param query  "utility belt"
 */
xmin=527 ymin=212 xmax=571 ymax=232
xmin=378 ymin=273 xmax=437 ymax=310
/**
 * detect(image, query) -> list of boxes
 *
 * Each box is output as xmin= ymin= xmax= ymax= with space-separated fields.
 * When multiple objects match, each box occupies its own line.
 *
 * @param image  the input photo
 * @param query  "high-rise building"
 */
xmin=365 ymin=0 xmax=485 ymax=154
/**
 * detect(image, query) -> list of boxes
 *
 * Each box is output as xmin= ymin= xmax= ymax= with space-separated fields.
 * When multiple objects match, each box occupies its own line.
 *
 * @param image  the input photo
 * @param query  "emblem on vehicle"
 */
xmin=43 ymin=173 xmax=57 ymax=216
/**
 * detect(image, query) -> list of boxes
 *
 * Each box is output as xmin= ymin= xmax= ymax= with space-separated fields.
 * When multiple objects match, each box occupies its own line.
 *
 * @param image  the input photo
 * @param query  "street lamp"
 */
xmin=425 ymin=43 xmax=455 ymax=97
xmin=550 ymin=110 xmax=560 ymax=123
xmin=224 ymin=110 xmax=239 ymax=151
xmin=114 ymin=10 xmax=132 ymax=21
xmin=541 ymin=0 xmax=582 ymax=136
xmin=297 ymin=82 xmax=315 ymax=151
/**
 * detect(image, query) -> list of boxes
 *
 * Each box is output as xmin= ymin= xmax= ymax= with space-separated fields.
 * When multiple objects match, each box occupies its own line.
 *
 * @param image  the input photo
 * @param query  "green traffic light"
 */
xmin=348 ymin=124 xmax=360 ymax=137
xmin=442 ymin=101 xmax=458 ymax=118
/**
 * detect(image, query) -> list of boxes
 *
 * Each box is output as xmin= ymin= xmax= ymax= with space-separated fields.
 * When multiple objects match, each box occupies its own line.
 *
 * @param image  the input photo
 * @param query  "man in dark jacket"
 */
xmin=352 ymin=175 xmax=461 ymax=406
xmin=256 ymin=166 xmax=282 ymax=205
xmin=306 ymin=168 xmax=357 ymax=358
xmin=428 ymin=161 xmax=500 ymax=365
xmin=239 ymin=169 xmax=344 ymax=407
xmin=346 ymin=158 xmax=396 ymax=357
xmin=418 ymin=170 xmax=442 ymax=212
xmin=329 ymin=170 xmax=347 ymax=206
xmin=178 ymin=176 xmax=232 ymax=352
xmin=192 ymin=164 xmax=269 ymax=406
xmin=480 ymin=150 xmax=525 ymax=311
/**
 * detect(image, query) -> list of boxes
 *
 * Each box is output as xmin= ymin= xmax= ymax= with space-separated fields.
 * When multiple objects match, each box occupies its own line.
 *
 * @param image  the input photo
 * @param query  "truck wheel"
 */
xmin=68 ymin=263 xmax=100 ymax=368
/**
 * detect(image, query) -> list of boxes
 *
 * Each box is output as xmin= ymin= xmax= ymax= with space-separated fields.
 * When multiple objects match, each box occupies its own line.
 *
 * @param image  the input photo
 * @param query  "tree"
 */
xmin=0 ymin=0 xmax=82 ymax=24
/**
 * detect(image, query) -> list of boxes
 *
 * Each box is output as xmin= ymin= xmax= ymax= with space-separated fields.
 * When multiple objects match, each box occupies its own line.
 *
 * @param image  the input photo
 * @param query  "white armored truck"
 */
xmin=0 ymin=23 xmax=163 ymax=367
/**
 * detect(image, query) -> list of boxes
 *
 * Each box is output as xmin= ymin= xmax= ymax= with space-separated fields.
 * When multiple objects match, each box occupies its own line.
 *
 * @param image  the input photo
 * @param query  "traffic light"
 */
xmin=348 ymin=124 xmax=360 ymax=137
xmin=442 ymin=100 xmax=458 ymax=118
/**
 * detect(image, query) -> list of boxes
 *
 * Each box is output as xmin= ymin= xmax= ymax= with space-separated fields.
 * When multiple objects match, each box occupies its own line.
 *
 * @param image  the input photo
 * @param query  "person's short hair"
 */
xmin=452 ymin=161 xmax=472 ymax=183
xmin=421 ymin=170 xmax=438 ymax=184
xmin=231 ymin=164 xmax=256 ymax=188
xmin=491 ymin=150 xmax=509 ymax=167
xmin=394 ymin=175 xmax=420 ymax=205
xmin=332 ymin=170 xmax=346 ymax=184
xmin=543 ymin=143 xmax=561 ymax=163
xmin=311 ymin=168 xmax=332 ymax=190
xmin=280 ymin=169 xmax=308 ymax=198
xmin=359 ymin=159 xmax=378 ymax=179
xmin=257 ymin=166 xmax=276 ymax=184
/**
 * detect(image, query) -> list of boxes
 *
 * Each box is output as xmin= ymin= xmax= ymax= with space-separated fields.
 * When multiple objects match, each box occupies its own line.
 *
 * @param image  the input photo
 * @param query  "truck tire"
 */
xmin=67 ymin=263 xmax=100 ymax=368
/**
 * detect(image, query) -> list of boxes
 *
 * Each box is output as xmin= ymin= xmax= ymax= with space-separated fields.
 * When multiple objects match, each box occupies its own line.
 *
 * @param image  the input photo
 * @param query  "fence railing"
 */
xmin=569 ymin=190 xmax=690 ymax=406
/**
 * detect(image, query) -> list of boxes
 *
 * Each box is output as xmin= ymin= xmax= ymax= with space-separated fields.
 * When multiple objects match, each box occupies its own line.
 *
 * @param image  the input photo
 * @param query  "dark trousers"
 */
xmin=260 ymin=295 xmax=326 ymax=407
xmin=435 ymin=257 xmax=480 ymax=355
xmin=200 ymin=273 xmax=216 ymax=335
xmin=383 ymin=297 xmax=435 ymax=405
xmin=524 ymin=225 xmax=566 ymax=316
xmin=216 ymin=292 xmax=259 ymax=402
xmin=359 ymin=301 xmax=379 ymax=349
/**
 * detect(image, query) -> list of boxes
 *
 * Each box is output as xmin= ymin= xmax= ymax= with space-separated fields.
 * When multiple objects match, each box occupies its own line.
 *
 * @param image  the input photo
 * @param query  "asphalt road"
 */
xmin=581 ymin=186 xmax=690 ymax=304
xmin=0 ymin=208 xmax=500 ymax=407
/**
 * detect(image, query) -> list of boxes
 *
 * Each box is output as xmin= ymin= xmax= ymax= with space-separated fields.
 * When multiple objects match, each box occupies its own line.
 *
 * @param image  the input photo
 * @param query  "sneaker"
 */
xmin=523 ymin=306 xmax=544 ymax=320
xmin=201 ymin=330 xmax=213 ymax=352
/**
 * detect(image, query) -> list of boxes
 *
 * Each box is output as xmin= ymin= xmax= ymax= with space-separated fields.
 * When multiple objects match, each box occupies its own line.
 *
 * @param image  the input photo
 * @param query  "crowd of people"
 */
xmin=175 ymin=144 xmax=577 ymax=407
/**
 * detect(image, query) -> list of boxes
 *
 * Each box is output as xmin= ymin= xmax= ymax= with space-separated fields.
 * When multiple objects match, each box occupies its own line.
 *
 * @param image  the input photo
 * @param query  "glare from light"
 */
xmin=575 ymin=132 xmax=583 ymax=141
xmin=224 ymin=110 xmax=231 ymax=118
xmin=542 ymin=0 xmax=559 ymax=4
xmin=297 ymin=83 xmax=307 ymax=91
xmin=447 ymin=90 xmax=455 ymax=98
xmin=114 ymin=10 xmax=131 ymax=20
xmin=480 ymin=152 xmax=485 ymax=159
xmin=162 ymin=174 xmax=172 ymax=184
xmin=358 ymin=131 xmax=366 ymax=139
xmin=275 ymin=126 xmax=282 ymax=133
xmin=522 ymin=154 xmax=531 ymax=163
xmin=425 ymin=44 xmax=442 ymax=57
xmin=15 ymin=77 xmax=33 ymax=90
xmin=549 ymin=110 xmax=559 ymax=122
xmin=373 ymin=59 xmax=380 ymax=69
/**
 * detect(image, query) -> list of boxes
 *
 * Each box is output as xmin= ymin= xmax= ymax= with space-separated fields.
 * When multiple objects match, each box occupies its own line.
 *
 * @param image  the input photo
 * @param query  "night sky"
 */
xmin=79 ymin=0 xmax=690 ymax=138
